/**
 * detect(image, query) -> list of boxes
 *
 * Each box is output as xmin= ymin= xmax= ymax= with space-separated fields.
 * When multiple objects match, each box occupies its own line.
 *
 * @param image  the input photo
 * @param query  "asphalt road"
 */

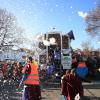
xmin=0 ymin=78 xmax=100 ymax=100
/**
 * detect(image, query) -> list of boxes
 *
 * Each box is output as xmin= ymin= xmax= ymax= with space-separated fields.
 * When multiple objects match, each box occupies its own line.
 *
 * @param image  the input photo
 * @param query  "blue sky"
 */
xmin=0 ymin=0 xmax=99 ymax=49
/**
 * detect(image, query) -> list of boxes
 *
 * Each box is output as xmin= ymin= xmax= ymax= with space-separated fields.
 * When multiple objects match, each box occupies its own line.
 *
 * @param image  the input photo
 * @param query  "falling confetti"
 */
xmin=70 ymin=6 xmax=73 ymax=9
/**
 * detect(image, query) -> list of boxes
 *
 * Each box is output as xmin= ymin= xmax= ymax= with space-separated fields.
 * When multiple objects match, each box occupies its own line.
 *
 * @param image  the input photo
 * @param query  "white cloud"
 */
xmin=78 ymin=11 xmax=88 ymax=18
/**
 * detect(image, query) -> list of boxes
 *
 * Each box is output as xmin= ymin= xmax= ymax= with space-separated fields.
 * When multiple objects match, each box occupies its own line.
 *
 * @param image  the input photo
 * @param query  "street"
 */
xmin=0 ymin=77 xmax=100 ymax=100
xmin=41 ymin=81 xmax=100 ymax=100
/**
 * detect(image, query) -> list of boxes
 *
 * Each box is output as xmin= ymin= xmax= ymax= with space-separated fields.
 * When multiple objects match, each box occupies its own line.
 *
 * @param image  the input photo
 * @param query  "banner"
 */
xmin=62 ymin=55 xmax=72 ymax=69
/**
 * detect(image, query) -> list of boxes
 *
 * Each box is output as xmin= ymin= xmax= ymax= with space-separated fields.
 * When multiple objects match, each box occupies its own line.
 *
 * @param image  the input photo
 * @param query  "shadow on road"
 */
xmin=82 ymin=96 xmax=100 ymax=100
xmin=83 ymin=83 xmax=100 ymax=89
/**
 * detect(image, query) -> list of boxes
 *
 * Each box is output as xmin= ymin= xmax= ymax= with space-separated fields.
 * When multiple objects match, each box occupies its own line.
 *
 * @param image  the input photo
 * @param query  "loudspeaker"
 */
xmin=67 ymin=30 xmax=75 ymax=40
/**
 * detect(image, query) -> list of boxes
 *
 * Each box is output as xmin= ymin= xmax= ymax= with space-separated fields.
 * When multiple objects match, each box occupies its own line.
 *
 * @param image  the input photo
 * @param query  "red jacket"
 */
xmin=61 ymin=74 xmax=83 ymax=100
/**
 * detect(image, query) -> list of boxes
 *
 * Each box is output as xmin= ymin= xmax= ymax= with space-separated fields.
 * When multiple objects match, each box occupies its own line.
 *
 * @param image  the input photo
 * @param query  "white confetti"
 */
xmin=56 ymin=4 xmax=59 ymax=7
xmin=70 ymin=6 xmax=73 ymax=9
xmin=3 ymin=80 xmax=7 ymax=83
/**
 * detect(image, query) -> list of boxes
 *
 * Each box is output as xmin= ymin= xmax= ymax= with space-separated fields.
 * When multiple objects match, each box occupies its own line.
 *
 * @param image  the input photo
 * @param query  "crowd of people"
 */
xmin=0 ymin=57 xmax=41 ymax=100
xmin=0 ymin=50 xmax=100 ymax=100
xmin=0 ymin=61 xmax=23 ymax=81
xmin=71 ymin=51 xmax=100 ymax=78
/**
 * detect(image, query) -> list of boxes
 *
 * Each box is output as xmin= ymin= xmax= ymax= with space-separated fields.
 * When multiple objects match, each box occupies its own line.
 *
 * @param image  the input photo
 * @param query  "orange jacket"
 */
xmin=24 ymin=63 xmax=40 ymax=85
xmin=78 ymin=62 xmax=86 ymax=68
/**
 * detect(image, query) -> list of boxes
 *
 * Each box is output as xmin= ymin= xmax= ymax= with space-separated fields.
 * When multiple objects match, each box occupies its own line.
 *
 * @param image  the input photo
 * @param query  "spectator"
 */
xmin=61 ymin=69 xmax=83 ymax=100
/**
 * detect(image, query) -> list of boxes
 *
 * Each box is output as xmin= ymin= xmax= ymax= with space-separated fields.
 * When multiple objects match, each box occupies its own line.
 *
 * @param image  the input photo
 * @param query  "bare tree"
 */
xmin=0 ymin=8 xmax=24 ymax=50
xmin=81 ymin=41 xmax=94 ymax=51
xmin=85 ymin=0 xmax=100 ymax=38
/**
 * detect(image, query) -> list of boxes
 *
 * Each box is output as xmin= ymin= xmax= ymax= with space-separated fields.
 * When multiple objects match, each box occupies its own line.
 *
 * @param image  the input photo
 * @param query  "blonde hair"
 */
xmin=70 ymin=68 xmax=76 ymax=76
